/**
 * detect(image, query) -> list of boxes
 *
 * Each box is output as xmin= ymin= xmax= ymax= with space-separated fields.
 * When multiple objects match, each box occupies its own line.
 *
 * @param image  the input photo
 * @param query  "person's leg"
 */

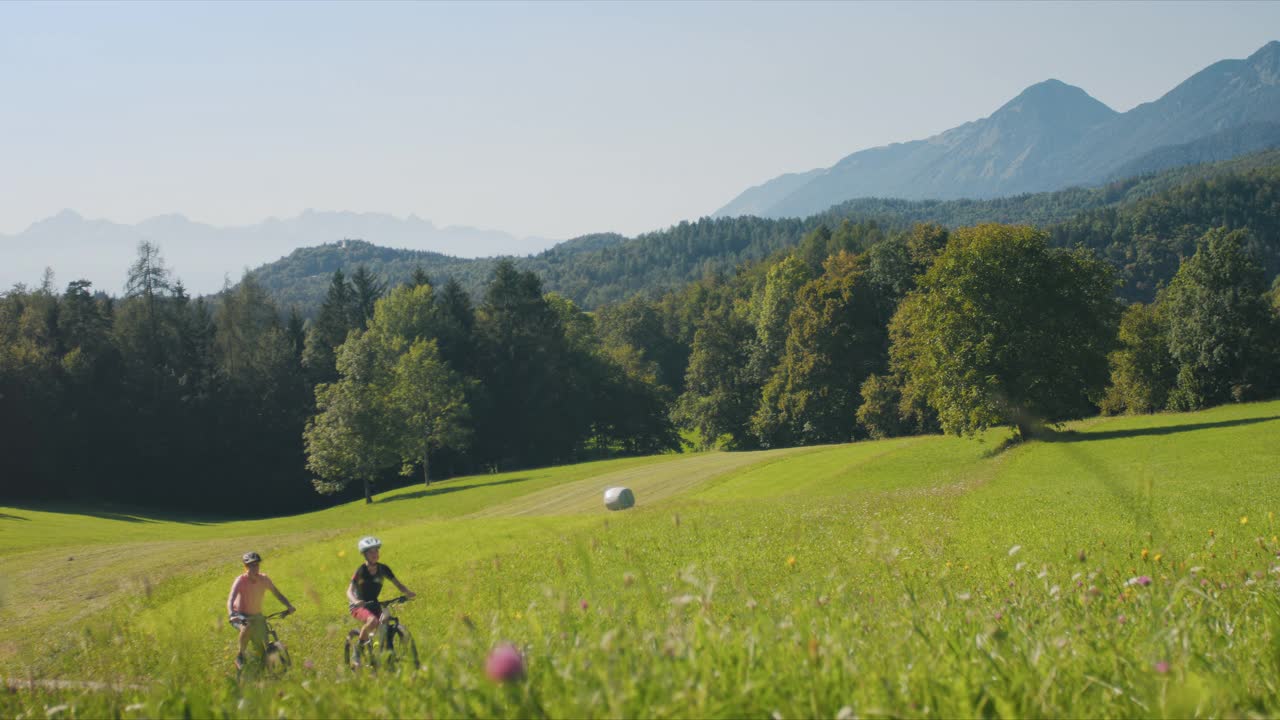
xmin=244 ymin=616 xmax=268 ymax=664
xmin=351 ymin=606 xmax=381 ymax=645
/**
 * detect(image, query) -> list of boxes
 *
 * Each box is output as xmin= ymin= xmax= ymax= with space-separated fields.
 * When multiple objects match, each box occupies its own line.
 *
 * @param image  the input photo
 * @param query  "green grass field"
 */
xmin=2 ymin=401 xmax=1279 ymax=718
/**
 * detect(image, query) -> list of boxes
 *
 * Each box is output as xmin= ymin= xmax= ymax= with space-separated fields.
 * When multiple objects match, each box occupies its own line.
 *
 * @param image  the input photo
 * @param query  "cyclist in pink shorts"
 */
xmin=347 ymin=536 xmax=416 ymax=649
xmin=227 ymin=551 xmax=296 ymax=669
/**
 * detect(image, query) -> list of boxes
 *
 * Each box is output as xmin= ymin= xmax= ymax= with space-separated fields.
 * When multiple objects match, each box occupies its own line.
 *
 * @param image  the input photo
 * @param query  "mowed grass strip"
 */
xmin=467 ymin=446 xmax=821 ymax=518
xmin=0 ymin=401 xmax=1278 ymax=718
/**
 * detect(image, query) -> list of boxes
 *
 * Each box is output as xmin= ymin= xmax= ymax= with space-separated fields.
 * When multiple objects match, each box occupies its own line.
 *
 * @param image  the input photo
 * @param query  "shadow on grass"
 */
xmin=380 ymin=476 xmax=536 ymax=504
xmin=64 ymin=509 xmax=160 ymax=523
xmin=981 ymin=433 xmax=1024 ymax=458
xmin=0 ymin=503 xmax=216 ymax=525
xmin=1044 ymin=415 xmax=1280 ymax=443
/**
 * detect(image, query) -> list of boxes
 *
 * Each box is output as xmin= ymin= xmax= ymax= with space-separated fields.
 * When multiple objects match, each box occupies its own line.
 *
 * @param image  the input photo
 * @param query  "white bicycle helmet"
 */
xmin=358 ymin=536 xmax=382 ymax=555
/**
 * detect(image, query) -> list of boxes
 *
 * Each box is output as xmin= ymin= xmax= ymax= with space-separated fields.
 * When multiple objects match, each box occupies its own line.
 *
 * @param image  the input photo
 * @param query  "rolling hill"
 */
xmin=2 ymin=400 xmax=1279 ymax=717
xmin=250 ymin=149 xmax=1280 ymax=312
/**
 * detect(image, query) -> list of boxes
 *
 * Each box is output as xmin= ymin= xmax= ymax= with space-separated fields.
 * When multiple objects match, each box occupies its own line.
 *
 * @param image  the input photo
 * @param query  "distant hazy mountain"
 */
xmin=717 ymin=41 xmax=1280 ymax=219
xmin=1104 ymin=121 xmax=1280 ymax=181
xmin=0 ymin=210 xmax=554 ymax=295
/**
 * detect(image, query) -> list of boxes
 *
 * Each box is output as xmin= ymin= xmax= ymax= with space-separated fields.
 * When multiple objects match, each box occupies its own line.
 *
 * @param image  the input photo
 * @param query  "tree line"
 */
xmin=4 ymin=177 xmax=1280 ymax=513
xmin=0 ymin=246 xmax=675 ymax=513
xmin=596 ymin=221 xmax=1280 ymax=449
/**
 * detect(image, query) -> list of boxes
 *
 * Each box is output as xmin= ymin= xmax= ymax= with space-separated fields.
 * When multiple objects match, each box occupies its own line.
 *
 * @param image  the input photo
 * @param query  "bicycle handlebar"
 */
xmin=354 ymin=596 xmax=413 ymax=607
xmin=265 ymin=609 xmax=294 ymax=620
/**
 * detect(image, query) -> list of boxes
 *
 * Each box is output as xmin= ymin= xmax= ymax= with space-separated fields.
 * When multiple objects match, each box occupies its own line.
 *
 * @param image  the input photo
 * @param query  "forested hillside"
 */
xmin=253 ymin=149 xmax=1280 ymax=312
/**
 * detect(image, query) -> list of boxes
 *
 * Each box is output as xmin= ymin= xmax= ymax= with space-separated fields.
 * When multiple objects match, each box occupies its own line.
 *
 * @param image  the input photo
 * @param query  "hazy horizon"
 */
xmin=3 ymin=1 xmax=1280 ymax=241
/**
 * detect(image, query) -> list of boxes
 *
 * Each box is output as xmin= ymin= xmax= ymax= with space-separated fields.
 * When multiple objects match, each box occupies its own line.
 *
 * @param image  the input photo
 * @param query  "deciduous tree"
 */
xmin=889 ymin=224 xmax=1118 ymax=437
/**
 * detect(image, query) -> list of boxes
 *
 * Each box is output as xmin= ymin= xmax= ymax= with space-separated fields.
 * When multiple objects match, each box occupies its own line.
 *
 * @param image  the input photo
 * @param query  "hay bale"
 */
xmin=603 ymin=486 xmax=635 ymax=511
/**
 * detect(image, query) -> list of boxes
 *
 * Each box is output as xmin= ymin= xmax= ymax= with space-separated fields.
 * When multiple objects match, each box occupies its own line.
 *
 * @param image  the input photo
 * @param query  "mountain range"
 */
xmin=0 ymin=210 xmax=554 ymax=296
xmin=715 ymin=41 xmax=1280 ymax=219
xmin=8 ymin=42 xmax=1280 ymax=300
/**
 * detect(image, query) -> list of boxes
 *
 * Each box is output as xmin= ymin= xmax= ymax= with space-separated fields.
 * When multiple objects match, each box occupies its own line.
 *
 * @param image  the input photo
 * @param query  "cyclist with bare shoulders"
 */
xmin=227 ymin=551 xmax=295 ymax=669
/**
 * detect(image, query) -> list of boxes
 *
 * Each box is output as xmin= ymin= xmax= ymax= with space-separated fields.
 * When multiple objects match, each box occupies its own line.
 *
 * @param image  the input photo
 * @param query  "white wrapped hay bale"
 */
xmin=603 ymin=487 xmax=635 ymax=511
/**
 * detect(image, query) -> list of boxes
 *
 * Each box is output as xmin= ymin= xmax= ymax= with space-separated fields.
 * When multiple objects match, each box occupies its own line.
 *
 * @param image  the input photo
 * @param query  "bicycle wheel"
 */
xmin=265 ymin=641 xmax=291 ymax=678
xmin=347 ymin=631 xmax=380 ymax=670
xmin=344 ymin=630 xmax=361 ymax=670
xmin=385 ymin=626 xmax=419 ymax=670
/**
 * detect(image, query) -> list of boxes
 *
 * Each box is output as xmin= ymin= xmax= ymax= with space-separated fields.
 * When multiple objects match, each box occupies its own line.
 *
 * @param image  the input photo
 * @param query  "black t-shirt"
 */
xmin=351 ymin=563 xmax=397 ymax=604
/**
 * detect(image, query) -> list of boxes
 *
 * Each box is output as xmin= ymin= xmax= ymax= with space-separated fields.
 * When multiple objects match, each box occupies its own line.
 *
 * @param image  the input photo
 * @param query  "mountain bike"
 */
xmin=344 ymin=596 xmax=419 ymax=671
xmin=234 ymin=609 xmax=293 ymax=682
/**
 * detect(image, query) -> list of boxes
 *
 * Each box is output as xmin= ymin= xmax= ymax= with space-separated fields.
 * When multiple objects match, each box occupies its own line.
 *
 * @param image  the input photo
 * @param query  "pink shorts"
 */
xmin=350 ymin=605 xmax=380 ymax=623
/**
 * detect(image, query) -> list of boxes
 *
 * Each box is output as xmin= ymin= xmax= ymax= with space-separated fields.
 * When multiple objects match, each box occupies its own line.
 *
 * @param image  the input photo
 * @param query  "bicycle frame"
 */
xmin=236 ymin=610 xmax=292 ymax=680
xmin=346 ymin=596 xmax=417 ymax=670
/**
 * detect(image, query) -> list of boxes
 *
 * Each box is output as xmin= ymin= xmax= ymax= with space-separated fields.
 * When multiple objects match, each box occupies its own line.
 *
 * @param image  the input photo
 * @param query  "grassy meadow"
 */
xmin=2 ymin=401 xmax=1279 ymax=718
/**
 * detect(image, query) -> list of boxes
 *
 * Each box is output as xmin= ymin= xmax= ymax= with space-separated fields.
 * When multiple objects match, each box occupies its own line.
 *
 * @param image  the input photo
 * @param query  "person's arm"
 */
xmin=387 ymin=567 xmax=416 ymax=599
xmin=265 ymin=576 xmax=296 ymax=614
xmin=347 ymin=576 xmax=362 ymax=606
xmin=227 ymin=576 xmax=242 ymax=616
xmin=389 ymin=573 xmax=414 ymax=597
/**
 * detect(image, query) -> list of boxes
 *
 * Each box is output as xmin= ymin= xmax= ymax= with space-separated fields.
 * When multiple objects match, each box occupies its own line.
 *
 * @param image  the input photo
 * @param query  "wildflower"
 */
xmin=1154 ymin=660 xmax=1170 ymax=674
xmin=579 ymin=600 xmax=589 ymax=611
xmin=1141 ymin=548 xmax=1149 ymax=561
xmin=1209 ymin=529 xmax=1215 ymax=538
xmin=303 ymin=659 xmax=315 ymax=670
xmin=1241 ymin=516 xmax=1249 ymax=525
xmin=1127 ymin=575 xmax=1153 ymax=587
xmin=787 ymin=556 xmax=797 ymax=568
xmin=1117 ymin=614 xmax=1128 ymax=624
xmin=1154 ymin=553 xmax=1163 ymax=563
xmin=338 ymin=550 xmax=347 ymax=558
xmin=1008 ymin=545 xmax=1022 ymax=557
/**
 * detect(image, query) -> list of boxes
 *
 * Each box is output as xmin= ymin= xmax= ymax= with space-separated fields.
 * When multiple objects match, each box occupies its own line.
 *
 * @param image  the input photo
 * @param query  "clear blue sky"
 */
xmin=2 ymin=1 xmax=1277 ymax=239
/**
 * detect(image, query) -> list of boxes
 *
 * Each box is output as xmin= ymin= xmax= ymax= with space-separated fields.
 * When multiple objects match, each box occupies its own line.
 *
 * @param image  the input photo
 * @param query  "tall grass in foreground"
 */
xmin=1 ymin=401 xmax=1278 ymax=718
